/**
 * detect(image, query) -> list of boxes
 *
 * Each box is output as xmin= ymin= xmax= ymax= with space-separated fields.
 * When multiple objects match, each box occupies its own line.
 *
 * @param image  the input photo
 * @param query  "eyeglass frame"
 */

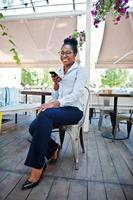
xmin=58 ymin=51 xmax=73 ymax=56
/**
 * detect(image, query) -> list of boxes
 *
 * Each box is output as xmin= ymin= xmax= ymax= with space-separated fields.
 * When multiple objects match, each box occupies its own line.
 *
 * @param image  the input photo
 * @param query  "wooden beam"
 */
xmin=72 ymin=0 xmax=75 ymax=10
xmin=30 ymin=0 xmax=35 ymax=12
xmin=3 ymin=10 xmax=85 ymax=21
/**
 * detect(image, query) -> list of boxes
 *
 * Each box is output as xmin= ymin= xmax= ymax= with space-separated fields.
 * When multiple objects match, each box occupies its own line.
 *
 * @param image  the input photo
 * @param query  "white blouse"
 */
xmin=52 ymin=62 xmax=87 ymax=111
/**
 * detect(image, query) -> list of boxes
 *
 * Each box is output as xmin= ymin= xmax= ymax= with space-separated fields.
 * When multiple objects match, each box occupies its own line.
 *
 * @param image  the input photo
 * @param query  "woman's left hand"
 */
xmin=38 ymin=101 xmax=60 ymax=112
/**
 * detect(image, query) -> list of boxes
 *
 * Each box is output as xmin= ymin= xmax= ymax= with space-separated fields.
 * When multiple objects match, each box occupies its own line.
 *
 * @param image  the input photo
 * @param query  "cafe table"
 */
xmin=97 ymin=92 xmax=133 ymax=141
xmin=21 ymin=90 xmax=51 ymax=104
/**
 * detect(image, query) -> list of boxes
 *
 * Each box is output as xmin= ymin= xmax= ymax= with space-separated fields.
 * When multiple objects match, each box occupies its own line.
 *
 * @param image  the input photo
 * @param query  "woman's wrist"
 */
xmin=53 ymin=100 xmax=60 ymax=107
xmin=53 ymin=83 xmax=59 ymax=90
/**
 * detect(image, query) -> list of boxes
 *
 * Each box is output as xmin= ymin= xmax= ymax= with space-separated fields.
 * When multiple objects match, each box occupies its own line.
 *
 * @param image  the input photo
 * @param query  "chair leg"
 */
xmin=15 ymin=113 xmax=18 ymax=124
xmin=71 ymin=138 xmax=79 ymax=170
xmin=98 ymin=111 xmax=103 ymax=130
xmin=89 ymin=108 xmax=94 ymax=124
xmin=79 ymin=127 xmax=85 ymax=153
xmin=70 ymin=126 xmax=79 ymax=170
xmin=0 ymin=112 xmax=3 ymax=133
xmin=127 ymin=121 xmax=132 ymax=139
xmin=59 ymin=127 xmax=65 ymax=149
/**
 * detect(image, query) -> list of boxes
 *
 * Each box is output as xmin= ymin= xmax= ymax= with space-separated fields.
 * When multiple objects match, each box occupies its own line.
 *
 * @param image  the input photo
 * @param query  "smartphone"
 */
xmin=49 ymin=71 xmax=58 ymax=78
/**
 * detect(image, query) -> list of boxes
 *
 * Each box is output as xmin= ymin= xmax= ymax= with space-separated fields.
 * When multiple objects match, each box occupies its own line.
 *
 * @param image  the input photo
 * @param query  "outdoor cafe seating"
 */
xmin=89 ymin=89 xmax=133 ymax=140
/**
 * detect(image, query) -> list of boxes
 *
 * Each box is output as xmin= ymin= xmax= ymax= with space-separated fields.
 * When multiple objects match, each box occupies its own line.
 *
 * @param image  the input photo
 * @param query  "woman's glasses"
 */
xmin=58 ymin=51 xmax=73 ymax=56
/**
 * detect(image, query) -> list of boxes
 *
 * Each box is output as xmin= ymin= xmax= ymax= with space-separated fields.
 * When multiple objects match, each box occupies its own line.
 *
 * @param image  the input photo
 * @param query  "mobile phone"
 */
xmin=49 ymin=71 xmax=58 ymax=77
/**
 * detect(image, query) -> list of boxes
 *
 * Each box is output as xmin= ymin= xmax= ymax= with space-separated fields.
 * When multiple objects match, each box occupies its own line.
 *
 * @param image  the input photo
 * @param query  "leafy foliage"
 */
xmin=69 ymin=30 xmax=85 ymax=49
xmin=0 ymin=12 xmax=21 ymax=64
xmin=21 ymin=68 xmax=53 ymax=87
xmin=101 ymin=69 xmax=129 ymax=87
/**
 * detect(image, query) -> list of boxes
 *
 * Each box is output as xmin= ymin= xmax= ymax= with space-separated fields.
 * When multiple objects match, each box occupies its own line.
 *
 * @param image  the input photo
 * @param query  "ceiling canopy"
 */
xmin=95 ymin=13 xmax=133 ymax=68
xmin=0 ymin=16 xmax=77 ymax=68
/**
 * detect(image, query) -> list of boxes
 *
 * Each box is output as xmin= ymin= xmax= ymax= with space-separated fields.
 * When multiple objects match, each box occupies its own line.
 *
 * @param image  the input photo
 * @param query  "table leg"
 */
xmin=25 ymin=94 xmax=28 ymax=115
xmin=41 ymin=95 xmax=45 ymax=104
xmin=25 ymin=94 xmax=28 ymax=103
xmin=112 ymin=96 xmax=118 ymax=141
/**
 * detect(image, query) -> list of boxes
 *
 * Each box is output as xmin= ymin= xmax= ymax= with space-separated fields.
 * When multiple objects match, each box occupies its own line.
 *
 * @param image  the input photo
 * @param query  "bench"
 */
xmin=0 ymin=103 xmax=40 ymax=132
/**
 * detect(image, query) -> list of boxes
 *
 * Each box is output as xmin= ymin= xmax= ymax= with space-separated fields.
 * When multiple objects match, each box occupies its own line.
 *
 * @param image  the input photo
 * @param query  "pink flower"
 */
xmin=91 ymin=0 xmax=129 ymax=28
xmin=116 ymin=16 xmax=121 ymax=21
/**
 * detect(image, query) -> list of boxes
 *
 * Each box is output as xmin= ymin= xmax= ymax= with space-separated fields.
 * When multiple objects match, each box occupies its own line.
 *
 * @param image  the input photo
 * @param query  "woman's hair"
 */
xmin=62 ymin=37 xmax=78 ymax=55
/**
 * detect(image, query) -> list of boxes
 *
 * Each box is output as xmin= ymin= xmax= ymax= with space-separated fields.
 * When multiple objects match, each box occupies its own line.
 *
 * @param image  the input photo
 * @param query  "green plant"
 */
xmin=21 ymin=68 xmax=53 ymax=87
xmin=0 ymin=13 xmax=21 ymax=64
xmin=125 ymin=74 xmax=133 ymax=87
xmin=69 ymin=30 xmax=85 ymax=49
xmin=91 ymin=0 xmax=129 ymax=28
xmin=101 ymin=69 xmax=129 ymax=87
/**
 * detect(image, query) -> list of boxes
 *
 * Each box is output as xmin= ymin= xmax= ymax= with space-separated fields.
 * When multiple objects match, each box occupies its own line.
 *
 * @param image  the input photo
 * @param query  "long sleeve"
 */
xmin=58 ymin=67 xmax=86 ymax=107
xmin=51 ymin=90 xmax=59 ymax=100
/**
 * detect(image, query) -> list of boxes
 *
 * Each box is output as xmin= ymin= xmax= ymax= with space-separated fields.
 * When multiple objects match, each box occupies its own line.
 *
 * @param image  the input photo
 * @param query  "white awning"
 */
xmin=0 ymin=16 xmax=77 ymax=68
xmin=95 ymin=13 xmax=133 ymax=68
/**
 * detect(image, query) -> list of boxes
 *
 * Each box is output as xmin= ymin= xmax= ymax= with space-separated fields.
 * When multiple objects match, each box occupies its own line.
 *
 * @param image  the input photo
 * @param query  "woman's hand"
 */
xmin=38 ymin=101 xmax=60 ymax=112
xmin=52 ymin=76 xmax=62 ymax=90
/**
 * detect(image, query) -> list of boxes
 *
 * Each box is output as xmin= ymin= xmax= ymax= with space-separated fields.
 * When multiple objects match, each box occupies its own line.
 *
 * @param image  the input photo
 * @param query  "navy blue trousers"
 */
xmin=24 ymin=106 xmax=83 ymax=169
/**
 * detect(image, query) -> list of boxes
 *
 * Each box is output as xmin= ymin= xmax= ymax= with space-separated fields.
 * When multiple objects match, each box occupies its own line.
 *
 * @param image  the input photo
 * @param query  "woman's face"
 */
xmin=60 ymin=44 xmax=76 ymax=67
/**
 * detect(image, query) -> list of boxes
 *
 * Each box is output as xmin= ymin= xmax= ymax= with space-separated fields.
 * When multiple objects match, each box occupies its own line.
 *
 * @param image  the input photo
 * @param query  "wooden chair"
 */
xmin=58 ymin=87 xmax=90 ymax=170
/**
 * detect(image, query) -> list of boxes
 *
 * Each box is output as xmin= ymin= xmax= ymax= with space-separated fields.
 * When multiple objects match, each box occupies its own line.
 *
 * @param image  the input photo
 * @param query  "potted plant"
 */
xmin=69 ymin=30 xmax=86 ymax=50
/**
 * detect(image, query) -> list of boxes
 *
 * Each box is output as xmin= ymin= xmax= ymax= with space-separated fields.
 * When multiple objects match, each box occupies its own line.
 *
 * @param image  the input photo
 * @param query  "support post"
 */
xmin=83 ymin=0 xmax=91 ymax=132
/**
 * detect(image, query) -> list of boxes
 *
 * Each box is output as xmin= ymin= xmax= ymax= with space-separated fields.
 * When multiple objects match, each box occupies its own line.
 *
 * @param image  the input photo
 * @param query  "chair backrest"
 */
xmin=103 ymin=97 xmax=110 ymax=106
xmin=78 ymin=86 xmax=90 ymax=127
xmin=0 ymin=88 xmax=6 ymax=107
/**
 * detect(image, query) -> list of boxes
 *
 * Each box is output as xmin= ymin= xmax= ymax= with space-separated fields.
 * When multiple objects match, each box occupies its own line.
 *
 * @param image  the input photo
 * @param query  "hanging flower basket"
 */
xmin=91 ymin=0 xmax=129 ymax=28
xmin=69 ymin=30 xmax=86 ymax=50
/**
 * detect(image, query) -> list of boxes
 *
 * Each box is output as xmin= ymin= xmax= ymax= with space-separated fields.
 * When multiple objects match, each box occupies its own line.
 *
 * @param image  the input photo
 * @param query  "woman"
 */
xmin=22 ymin=37 xmax=86 ymax=190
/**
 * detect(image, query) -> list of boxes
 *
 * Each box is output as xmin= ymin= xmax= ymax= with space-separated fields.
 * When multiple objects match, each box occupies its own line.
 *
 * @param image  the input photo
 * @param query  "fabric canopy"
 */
xmin=95 ymin=13 xmax=133 ymax=68
xmin=0 ymin=16 xmax=77 ymax=68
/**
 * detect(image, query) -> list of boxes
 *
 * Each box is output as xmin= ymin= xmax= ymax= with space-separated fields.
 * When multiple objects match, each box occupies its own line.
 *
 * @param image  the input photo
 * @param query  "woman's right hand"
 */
xmin=52 ymin=76 xmax=62 ymax=90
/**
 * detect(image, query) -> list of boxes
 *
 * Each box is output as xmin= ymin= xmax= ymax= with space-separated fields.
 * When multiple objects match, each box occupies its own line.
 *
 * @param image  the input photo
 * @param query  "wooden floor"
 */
xmin=0 ymin=114 xmax=133 ymax=200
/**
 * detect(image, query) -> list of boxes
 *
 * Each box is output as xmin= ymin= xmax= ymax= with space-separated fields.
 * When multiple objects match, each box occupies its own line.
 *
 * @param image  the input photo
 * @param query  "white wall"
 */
xmin=0 ymin=68 xmax=21 ymax=87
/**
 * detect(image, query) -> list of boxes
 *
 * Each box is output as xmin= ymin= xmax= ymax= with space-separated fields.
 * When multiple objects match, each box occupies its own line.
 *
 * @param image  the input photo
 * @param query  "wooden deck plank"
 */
xmin=46 ymin=178 xmax=70 ymax=200
xmin=72 ymin=133 xmax=88 ymax=180
xmin=0 ymin=173 xmax=22 ymax=200
xmin=3 ymin=175 xmax=31 ymax=200
xmin=87 ymin=182 xmax=106 ymax=200
xmin=68 ymin=179 xmax=87 ymax=200
xmin=46 ymin=134 xmax=74 ymax=179
xmin=107 ymin=142 xmax=133 ymax=185
xmin=94 ymin=129 xmax=122 ymax=183
xmin=26 ymin=177 xmax=54 ymax=200
xmin=105 ymin=183 xmax=126 ymax=200
xmin=0 ymin=115 xmax=133 ymax=200
xmin=87 ymin=129 xmax=104 ymax=182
